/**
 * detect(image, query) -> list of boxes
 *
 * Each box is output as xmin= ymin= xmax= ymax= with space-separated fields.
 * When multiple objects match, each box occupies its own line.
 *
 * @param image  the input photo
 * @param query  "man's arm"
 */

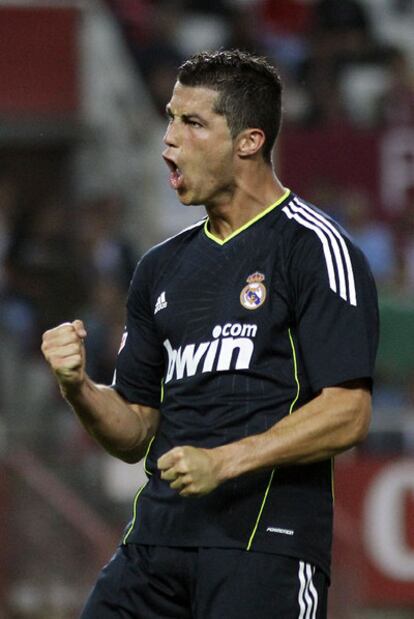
xmin=158 ymin=379 xmax=371 ymax=496
xmin=41 ymin=320 xmax=159 ymax=463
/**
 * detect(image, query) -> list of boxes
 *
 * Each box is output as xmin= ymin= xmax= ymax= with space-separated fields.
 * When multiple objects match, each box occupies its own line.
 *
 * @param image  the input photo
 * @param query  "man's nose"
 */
xmin=163 ymin=121 xmax=179 ymax=147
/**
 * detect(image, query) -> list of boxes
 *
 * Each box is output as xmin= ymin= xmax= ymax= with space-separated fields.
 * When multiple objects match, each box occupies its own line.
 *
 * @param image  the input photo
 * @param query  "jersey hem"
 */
xmin=310 ymin=371 xmax=373 ymax=394
xmin=121 ymin=538 xmax=331 ymax=581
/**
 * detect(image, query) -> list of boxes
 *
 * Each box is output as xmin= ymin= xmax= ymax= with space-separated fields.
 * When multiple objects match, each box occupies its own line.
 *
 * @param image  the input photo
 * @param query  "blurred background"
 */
xmin=0 ymin=0 xmax=413 ymax=617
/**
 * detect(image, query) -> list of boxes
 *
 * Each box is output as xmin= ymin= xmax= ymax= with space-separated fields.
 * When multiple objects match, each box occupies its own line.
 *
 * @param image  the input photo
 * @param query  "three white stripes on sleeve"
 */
xmin=282 ymin=197 xmax=357 ymax=307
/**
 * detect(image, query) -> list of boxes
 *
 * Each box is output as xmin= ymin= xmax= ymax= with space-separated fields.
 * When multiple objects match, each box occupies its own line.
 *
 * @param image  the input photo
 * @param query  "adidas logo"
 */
xmin=154 ymin=291 xmax=168 ymax=315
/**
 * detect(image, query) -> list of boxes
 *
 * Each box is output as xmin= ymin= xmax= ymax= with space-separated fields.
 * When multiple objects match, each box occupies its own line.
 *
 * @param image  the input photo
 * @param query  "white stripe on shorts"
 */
xmin=298 ymin=561 xmax=318 ymax=619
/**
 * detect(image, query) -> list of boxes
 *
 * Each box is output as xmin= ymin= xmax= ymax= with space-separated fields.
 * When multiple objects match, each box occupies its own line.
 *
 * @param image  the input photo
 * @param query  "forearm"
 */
xmin=214 ymin=385 xmax=371 ymax=483
xmin=62 ymin=376 xmax=158 ymax=463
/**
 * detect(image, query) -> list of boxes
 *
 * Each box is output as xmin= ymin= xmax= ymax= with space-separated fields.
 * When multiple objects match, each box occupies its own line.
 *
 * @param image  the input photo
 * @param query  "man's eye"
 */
xmin=188 ymin=120 xmax=201 ymax=127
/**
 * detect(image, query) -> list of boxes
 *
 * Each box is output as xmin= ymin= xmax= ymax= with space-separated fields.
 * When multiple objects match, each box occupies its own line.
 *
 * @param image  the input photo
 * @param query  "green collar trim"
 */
xmin=203 ymin=189 xmax=291 ymax=246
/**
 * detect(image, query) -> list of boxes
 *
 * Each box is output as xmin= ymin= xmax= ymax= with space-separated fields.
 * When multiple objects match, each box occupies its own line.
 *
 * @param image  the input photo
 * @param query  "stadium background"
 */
xmin=0 ymin=0 xmax=413 ymax=617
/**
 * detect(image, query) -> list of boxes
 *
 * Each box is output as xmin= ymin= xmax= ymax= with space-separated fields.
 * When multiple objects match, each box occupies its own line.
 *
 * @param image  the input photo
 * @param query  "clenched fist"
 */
xmin=158 ymin=446 xmax=222 ymax=497
xmin=41 ymin=320 xmax=87 ymax=391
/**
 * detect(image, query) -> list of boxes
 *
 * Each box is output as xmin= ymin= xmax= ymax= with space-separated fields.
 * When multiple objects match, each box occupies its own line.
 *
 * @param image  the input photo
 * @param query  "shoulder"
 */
xmin=280 ymin=194 xmax=347 ymax=244
xmin=142 ymin=217 xmax=206 ymax=265
xmin=280 ymin=193 xmax=363 ymax=264
xmin=281 ymin=194 xmax=373 ymax=307
xmin=129 ymin=217 xmax=206 ymax=288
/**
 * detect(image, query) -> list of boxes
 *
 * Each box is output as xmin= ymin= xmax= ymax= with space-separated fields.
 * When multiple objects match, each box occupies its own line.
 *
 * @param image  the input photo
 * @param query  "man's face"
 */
xmin=163 ymin=82 xmax=235 ymax=206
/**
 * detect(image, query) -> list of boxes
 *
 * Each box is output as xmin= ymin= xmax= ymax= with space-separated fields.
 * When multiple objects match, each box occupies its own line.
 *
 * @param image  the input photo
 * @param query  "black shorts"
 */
xmin=81 ymin=544 xmax=328 ymax=619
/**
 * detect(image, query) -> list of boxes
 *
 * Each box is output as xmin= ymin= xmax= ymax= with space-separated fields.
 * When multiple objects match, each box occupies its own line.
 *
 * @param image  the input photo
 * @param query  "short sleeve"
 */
xmin=112 ymin=256 xmax=164 ymax=407
xmin=289 ymin=228 xmax=379 ymax=393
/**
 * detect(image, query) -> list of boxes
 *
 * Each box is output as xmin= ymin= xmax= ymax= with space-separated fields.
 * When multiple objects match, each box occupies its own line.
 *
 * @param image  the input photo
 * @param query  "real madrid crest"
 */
xmin=240 ymin=272 xmax=267 ymax=310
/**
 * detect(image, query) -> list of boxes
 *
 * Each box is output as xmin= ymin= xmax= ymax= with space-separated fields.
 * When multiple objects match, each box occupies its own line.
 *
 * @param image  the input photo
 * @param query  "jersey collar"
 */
xmin=203 ymin=189 xmax=291 ymax=246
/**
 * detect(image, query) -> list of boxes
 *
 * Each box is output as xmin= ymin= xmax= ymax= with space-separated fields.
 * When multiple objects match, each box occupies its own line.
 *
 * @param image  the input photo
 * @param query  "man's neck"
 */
xmin=205 ymin=166 xmax=287 ymax=241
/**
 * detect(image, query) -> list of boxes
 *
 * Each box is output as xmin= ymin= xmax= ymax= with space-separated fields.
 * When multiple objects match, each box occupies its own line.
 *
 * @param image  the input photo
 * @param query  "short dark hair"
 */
xmin=177 ymin=49 xmax=283 ymax=162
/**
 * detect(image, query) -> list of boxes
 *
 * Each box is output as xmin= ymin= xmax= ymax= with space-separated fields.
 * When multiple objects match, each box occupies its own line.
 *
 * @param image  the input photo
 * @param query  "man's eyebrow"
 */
xmin=165 ymin=105 xmax=206 ymax=123
xmin=182 ymin=113 xmax=205 ymax=123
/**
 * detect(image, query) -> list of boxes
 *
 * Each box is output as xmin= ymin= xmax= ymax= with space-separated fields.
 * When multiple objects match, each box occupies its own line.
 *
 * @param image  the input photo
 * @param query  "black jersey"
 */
xmin=113 ymin=190 xmax=379 ymax=577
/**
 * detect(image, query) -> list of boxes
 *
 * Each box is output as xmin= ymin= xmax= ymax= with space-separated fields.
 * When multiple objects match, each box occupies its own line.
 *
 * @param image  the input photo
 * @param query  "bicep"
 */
xmin=321 ymin=378 xmax=372 ymax=406
xmin=319 ymin=379 xmax=372 ymax=439
xmin=129 ymin=403 xmax=160 ymax=437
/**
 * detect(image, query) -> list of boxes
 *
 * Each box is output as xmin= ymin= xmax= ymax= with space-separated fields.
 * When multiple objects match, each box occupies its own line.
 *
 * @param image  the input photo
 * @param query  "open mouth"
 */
xmin=163 ymin=155 xmax=184 ymax=190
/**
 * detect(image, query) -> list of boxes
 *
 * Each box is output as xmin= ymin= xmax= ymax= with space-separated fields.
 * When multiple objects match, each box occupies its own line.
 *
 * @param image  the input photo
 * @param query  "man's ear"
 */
xmin=236 ymin=128 xmax=266 ymax=158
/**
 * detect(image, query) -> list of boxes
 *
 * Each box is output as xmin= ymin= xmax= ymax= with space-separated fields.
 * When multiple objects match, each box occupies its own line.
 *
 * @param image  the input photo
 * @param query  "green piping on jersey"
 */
xmin=143 ymin=435 xmax=155 ymax=477
xmin=123 ymin=481 xmax=148 ymax=544
xmin=204 ymin=188 xmax=291 ymax=246
xmin=124 ymin=380 xmax=163 ymax=544
xmin=246 ymin=328 xmax=300 ymax=551
xmin=140 ymin=378 xmax=163 ymax=476
xmin=288 ymin=328 xmax=300 ymax=414
xmin=246 ymin=469 xmax=275 ymax=551
xmin=160 ymin=378 xmax=165 ymax=404
xmin=289 ymin=329 xmax=335 ymax=501
xmin=123 ymin=434 xmax=156 ymax=543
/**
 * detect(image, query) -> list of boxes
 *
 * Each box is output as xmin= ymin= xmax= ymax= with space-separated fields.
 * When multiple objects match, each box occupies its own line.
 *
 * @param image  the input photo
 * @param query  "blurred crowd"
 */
xmin=0 ymin=187 xmax=136 ymax=383
xmin=107 ymin=0 xmax=414 ymax=128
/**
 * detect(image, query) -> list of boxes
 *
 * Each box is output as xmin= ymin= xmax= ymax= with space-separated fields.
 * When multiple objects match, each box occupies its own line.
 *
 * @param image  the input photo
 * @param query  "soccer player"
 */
xmin=41 ymin=50 xmax=379 ymax=618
